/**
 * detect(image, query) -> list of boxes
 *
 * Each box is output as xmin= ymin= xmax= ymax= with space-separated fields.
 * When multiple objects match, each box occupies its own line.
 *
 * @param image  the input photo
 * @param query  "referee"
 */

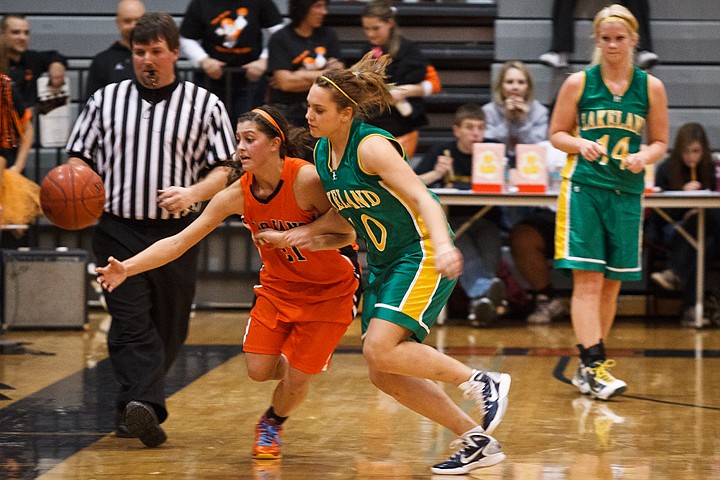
xmin=66 ymin=13 xmax=236 ymax=448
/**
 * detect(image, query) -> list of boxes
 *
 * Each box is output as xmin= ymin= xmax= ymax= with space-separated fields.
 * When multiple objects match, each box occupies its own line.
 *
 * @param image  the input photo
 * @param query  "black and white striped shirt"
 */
xmin=66 ymin=79 xmax=236 ymax=220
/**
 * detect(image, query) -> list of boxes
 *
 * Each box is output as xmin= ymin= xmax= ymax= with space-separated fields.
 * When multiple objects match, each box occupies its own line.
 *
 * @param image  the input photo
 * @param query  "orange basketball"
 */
xmin=40 ymin=164 xmax=105 ymax=230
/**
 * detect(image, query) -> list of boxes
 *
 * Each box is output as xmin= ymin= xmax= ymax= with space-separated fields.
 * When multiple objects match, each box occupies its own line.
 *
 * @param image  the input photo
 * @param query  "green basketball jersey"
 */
xmin=562 ymin=64 xmax=649 ymax=194
xmin=315 ymin=119 xmax=445 ymax=271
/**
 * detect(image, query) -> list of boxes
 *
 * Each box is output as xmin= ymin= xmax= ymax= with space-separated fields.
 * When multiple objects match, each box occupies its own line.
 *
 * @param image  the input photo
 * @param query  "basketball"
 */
xmin=40 ymin=164 xmax=105 ymax=230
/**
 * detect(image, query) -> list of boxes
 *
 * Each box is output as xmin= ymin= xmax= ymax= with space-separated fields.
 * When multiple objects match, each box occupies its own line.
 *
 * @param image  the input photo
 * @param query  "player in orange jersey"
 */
xmin=96 ymin=105 xmax=361 ymax=460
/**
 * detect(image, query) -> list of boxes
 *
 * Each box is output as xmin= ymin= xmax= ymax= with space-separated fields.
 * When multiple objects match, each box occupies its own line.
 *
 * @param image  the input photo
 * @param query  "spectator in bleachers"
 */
xmin=85 ymin=0 xmax=145 ymax=98
xmin=539 ymin=0 xmax=658 ymax=70
xmin=649 ymin=122 xmax=720 ymax=326
xmin=0 ymin=14 xmax=67 ymax=111
xmin=360 ymin=0 xmax=441 ymax=160
xmin=0 ymin=71 xmax=40 ymax=248
xmin=180 ymin=0 xmax=285 ymax=121
xmin=483 ymin=60 xmax=568 ymax=324
xmin=509 ymin=206 xmax=569 ymax=325
xmin=483 ymin=60 xmax=548 ymax=165
xmin=267 ymin=0 xmax=343 ymax=127
xmin=0 ymin=44 xmax=33 ymax=177
xmin=414 ymin=103 xmax=506 ymax=327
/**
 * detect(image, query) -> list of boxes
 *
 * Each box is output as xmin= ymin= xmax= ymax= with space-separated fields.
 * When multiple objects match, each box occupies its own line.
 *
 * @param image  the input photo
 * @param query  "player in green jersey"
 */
xmin=267 ymin=52 xmax=512 ymax=475
xmin=550 ymin=4 xmax=668 ymax=400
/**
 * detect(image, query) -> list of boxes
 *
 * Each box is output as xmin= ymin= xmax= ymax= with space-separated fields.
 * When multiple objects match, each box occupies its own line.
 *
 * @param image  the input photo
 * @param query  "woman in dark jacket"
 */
xmin=360 ymin=1 xmax=440 ymax=159
xmin=650 ymin=122 xmax=720 ymax=325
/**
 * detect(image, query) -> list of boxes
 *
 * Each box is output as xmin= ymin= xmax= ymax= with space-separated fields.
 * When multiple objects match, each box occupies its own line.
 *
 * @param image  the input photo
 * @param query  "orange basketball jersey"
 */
xmin=241 ymin=157 xmax=360 ymax=323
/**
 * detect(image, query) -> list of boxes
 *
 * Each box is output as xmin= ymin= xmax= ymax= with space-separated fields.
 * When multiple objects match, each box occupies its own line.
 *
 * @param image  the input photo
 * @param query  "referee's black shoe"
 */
xmin=114 ymin=409 xmax=136 ymax=438
xmin=125 ymin=401 xmax=167 ymax=447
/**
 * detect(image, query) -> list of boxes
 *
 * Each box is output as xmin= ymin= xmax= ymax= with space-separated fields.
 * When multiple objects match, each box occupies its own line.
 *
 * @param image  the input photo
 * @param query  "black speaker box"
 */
xmin=1 ymin=249 xmax=88 ymax=329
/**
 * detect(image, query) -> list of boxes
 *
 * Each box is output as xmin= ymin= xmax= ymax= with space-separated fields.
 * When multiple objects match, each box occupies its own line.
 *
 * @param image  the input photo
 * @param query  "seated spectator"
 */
xmin=483 ymin=60 xmax=548 ymax=167
xmin=85 ymin=0 xmax=145 ymax=98
xmin=1 ymin=14 xmax=67 ymax=111
xmin=267 ymin=0 xmax=343 ymax=127
xmin=539 ymin=0 xmax=658 ymax=70
xmin=0 ymin=72 xmax=40 ymax=248
xmin=483 ymin=61 xmax=566 ymax=324
xmin=414 ymin=103 xmax=506 ymax=327
xmin=648 ymin=122 xmax=720 ymax=326
xmin=180 ymin=0 xmax=285 ymax=121
xmin=508 ymin=142 xmax=570 ymax=324
xmin=0 ymin=44 xmax=33 ymax=176
xmin=361 ymin=1 xmax=440 ymax=160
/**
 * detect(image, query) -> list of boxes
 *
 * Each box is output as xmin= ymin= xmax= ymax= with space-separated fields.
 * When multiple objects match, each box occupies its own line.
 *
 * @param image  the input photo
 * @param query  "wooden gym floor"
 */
xmin=1 ymin=309 xmax=719 ymax=479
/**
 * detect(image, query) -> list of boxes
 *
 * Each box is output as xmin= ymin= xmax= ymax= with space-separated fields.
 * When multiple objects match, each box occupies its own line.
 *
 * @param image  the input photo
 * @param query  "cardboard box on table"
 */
xmin=471 ymin=143 xmax=505 ymax=193
xmin=515 ymin=144 xmax=548 ymax=193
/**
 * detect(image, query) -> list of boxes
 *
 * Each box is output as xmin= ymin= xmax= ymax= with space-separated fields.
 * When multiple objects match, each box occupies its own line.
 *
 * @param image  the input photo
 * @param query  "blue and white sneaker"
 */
xmin=584 ymin=359 xmax=627 ymax=400
xmin=460 ymin=370 xmax=511 ymax=434
xmin=572 ymin=362 xmax=591 ymax=395
xmin=431 ymin=427 xmax=505 ymax=474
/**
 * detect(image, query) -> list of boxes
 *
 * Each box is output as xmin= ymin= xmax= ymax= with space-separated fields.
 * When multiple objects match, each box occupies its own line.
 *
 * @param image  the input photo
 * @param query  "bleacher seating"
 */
xmin=8 ymin=0 xmax=720 ymax=310
xmin=16 ymin=0 xmax=720 ymax=154
xmin=325 ymin=2 xmax=496 ymax=157
xmin=495 ymin=0 xmax=720 ymax=150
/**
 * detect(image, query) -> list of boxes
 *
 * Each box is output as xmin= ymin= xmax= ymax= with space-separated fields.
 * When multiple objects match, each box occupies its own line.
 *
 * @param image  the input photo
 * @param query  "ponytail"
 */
xmin=315 ymin=52 xmax=394 ymax=118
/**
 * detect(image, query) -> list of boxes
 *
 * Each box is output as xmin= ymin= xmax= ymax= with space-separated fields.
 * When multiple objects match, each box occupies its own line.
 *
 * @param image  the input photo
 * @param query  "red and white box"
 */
xmin=515 ymin=144 xmax=548 ymax=193
xmin=472 ymin=143 xmax=505 ymax=193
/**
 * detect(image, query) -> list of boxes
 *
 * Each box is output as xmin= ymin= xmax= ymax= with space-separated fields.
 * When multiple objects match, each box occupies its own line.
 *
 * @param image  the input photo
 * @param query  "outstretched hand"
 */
xmin=95 ymin=256 xmax=128 ymax=292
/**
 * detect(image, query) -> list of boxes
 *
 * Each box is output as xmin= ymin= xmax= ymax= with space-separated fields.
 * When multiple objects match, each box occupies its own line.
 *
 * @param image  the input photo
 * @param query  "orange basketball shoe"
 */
xmin=252 ymin=415 xmax=283 ymax=459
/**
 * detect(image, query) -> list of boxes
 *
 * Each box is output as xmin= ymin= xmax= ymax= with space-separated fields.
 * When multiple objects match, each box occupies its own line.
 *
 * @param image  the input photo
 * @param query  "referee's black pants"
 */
xmin=93 ymin=213 xmax=198 ymax=423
